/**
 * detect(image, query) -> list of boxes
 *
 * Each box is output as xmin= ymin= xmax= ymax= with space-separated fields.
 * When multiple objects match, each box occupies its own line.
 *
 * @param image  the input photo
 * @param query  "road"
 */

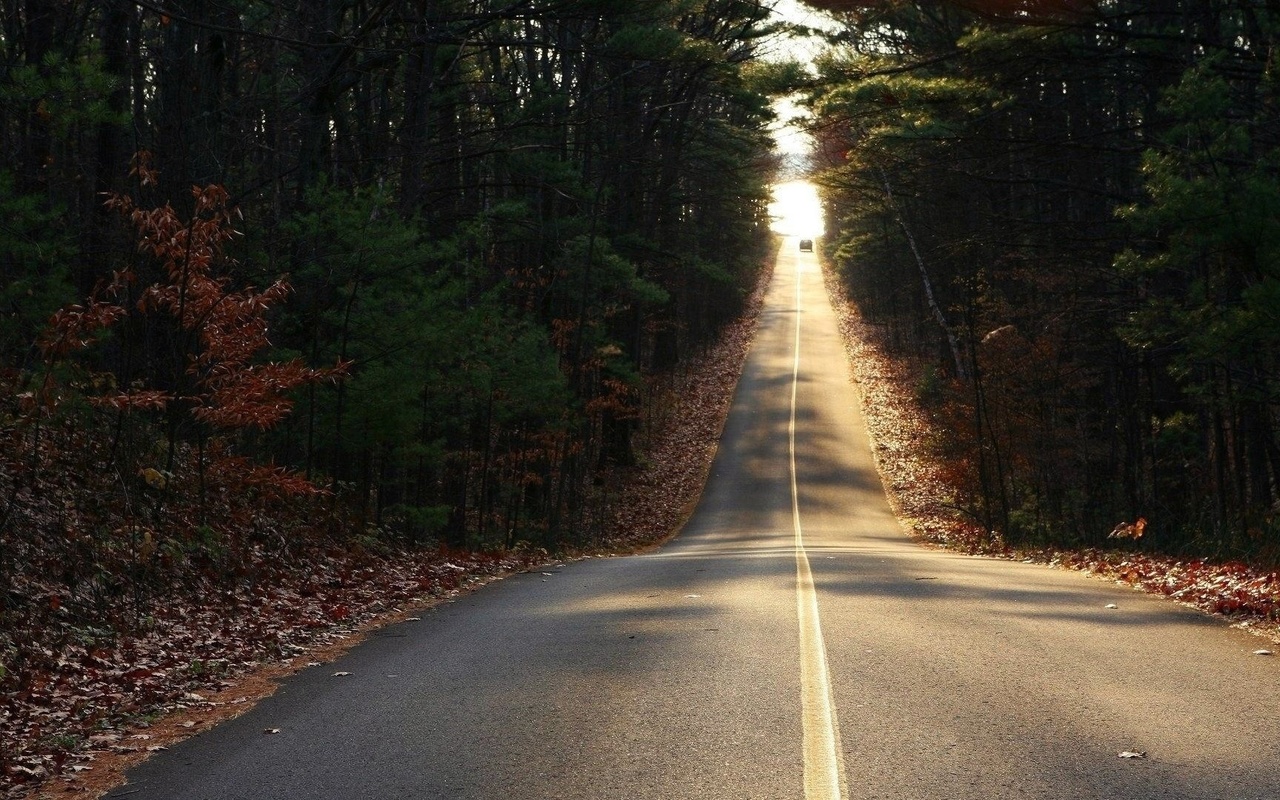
xmin=119 ymin=241 xmax=1280 ymax=799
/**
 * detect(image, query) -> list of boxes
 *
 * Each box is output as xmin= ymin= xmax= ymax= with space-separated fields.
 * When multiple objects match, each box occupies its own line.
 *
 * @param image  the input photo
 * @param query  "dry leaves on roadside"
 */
xmin=822 ymin=265 xmax=1280 ymax=645
xmin=598 ymin=263 xmax=770 ymax=550
xmin=1 ymin=546 xmax=540 ymax=799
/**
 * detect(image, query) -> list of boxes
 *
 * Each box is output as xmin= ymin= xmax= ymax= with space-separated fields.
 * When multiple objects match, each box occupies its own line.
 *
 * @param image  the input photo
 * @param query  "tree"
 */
xmin=39 ymin=164 xmax=343 ymax=512
xmin=1118 ymin=53 xmax=1280 ymax=551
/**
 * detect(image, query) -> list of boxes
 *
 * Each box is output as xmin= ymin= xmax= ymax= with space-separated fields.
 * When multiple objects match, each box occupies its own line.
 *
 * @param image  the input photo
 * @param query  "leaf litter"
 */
xmin=826 ymin=268 xmax=1280 ymax=644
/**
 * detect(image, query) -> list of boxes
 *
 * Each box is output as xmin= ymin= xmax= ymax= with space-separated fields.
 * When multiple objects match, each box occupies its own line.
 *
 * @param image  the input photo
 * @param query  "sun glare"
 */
xmin=769 ymin=180 xmax=824 ymax=238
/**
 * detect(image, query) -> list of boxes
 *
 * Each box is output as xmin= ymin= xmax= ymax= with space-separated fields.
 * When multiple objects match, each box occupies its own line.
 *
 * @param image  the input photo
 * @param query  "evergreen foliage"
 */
xmin=0 ymin=0 xmax=778 ymax=549
xmin=807 ymin=0 xmax=1280 ymax=563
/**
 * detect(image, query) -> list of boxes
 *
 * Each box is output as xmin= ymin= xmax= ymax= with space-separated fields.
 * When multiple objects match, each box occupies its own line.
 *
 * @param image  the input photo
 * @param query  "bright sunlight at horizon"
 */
xmin=763 ymin=2 xmax=835 ymax=243
xmin=769 ymin=180 xmax=824 ymax=239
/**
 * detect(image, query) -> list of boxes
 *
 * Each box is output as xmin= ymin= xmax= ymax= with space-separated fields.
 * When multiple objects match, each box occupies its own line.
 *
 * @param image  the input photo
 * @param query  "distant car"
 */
xmin=798 ymin=239 xmax=814 ymax=252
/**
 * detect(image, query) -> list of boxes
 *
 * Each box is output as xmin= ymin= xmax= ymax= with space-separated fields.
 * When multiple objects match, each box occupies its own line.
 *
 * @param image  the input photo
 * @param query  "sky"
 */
xmin=765 ymin=1 xmax=839 ymax=236
xmin=764 ymin=1 xmax=841 ymax=157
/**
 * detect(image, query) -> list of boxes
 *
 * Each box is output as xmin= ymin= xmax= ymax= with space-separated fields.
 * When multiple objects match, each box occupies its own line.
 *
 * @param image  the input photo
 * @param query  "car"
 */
xmin=798 ymin=238 xmax=814 ymax=252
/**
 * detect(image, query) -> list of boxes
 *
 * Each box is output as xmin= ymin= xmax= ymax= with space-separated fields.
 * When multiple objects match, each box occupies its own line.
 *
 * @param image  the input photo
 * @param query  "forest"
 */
xmin=1 ymin=1 xmax=782 ymax=784
xmin=1 ymin=1 xmax=783 ymax=572
xmin=3 ymin=0 xmax=1280 ymax=791
xmin=803 ymin=0 xmax=1280 ymax=564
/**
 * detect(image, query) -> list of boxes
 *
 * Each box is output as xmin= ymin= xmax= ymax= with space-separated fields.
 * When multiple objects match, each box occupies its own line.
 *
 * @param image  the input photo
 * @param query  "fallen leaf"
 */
xmin=1118 ymin=751 xmax=1146 ymax=759
xmin=10 ymin=765 xmax=46 ymax=778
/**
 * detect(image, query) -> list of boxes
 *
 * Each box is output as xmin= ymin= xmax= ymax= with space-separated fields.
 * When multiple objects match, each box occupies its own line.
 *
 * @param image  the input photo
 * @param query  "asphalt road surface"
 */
xmin=119 ymin=241 xmax=1280 ymax=799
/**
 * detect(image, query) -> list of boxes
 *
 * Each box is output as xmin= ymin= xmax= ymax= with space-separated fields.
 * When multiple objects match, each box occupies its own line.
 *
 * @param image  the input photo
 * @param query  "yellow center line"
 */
xmin=790 ymin=253 xmax=849 ymax=800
